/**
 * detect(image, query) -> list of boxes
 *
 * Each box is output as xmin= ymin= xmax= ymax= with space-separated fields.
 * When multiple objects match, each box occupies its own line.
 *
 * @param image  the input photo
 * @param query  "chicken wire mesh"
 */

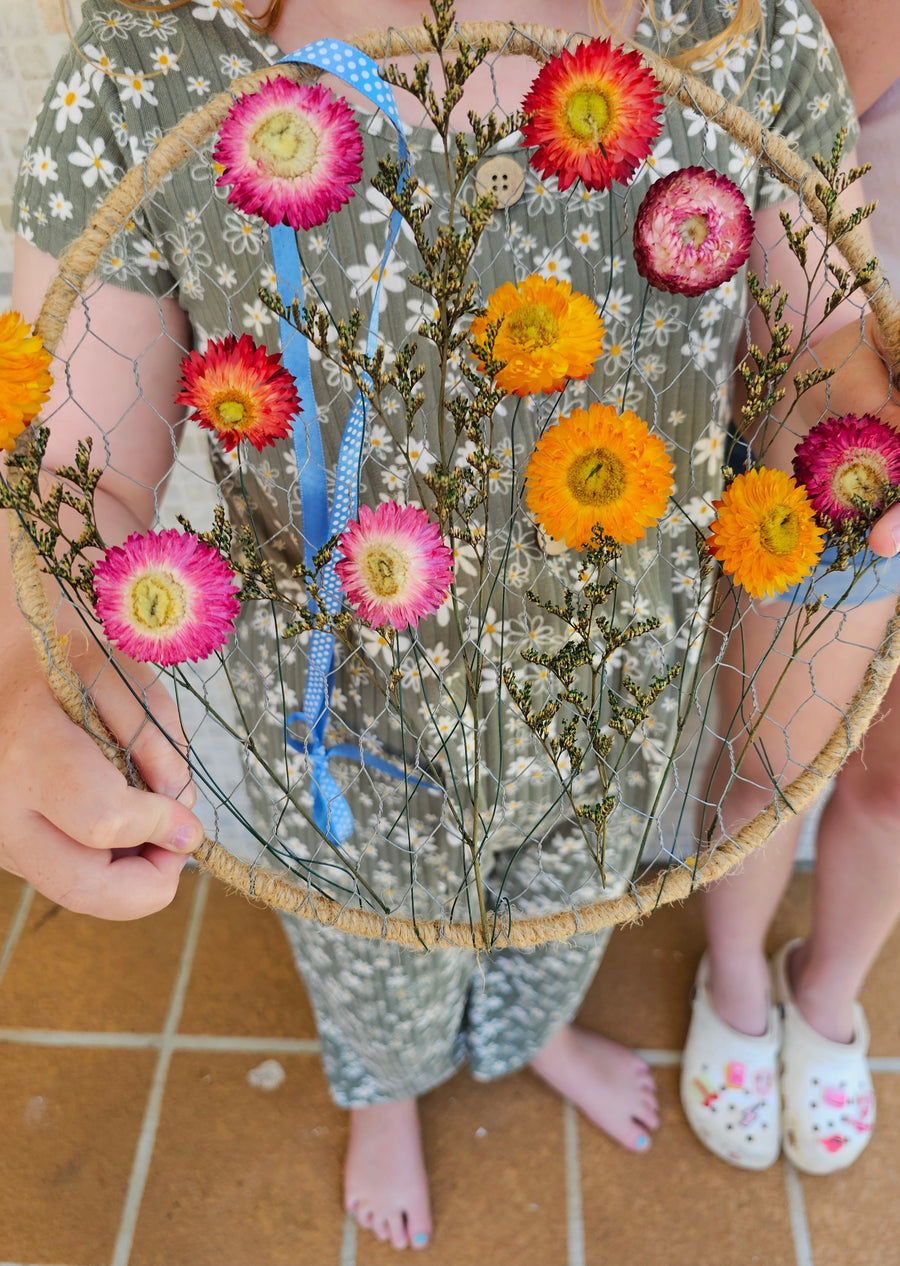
xmin=6 ymin=7 xmax=900 ymax=949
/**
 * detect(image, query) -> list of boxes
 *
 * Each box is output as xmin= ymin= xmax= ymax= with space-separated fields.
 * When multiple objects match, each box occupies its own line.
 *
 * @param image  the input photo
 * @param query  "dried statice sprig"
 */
xmin=504 ymin=530 xmax=682 ymax=880
xmin=1 ymin=428 xmax=104 ymax=603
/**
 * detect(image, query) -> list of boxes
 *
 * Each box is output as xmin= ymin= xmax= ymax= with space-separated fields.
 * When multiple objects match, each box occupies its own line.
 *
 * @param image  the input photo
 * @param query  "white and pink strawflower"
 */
xmin=793 ymin=413 xmax=900 ymax=522
xmin=335 ymin=503 xmax=454 ymax=631
xmin=214 ymin=76 xmax=363 ymax=230
xmin=633 ymin=166 xmax=754 ymax=297
xmin=93 ymin=529 xmax=240 ymax=666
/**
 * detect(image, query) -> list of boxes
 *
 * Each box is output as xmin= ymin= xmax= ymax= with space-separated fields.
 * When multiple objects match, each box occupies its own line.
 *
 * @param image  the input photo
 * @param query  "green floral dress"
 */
xmin=14 ymin=0 xmax=856 ymax=1102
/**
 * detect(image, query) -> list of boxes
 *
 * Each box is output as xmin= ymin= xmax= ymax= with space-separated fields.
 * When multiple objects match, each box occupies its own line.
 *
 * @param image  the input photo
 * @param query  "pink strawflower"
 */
xmin=633 ymin=166 xmax=754 ymax=297
xmin=214 ymin=76 xmax=363 ymax=230
xmin=335 ymin=503 xmax=453 ymax=630
xmin=793 ymin=413 xmax=900 ymax=522
xmin=93 ymin=529 xmax=240 ymax=666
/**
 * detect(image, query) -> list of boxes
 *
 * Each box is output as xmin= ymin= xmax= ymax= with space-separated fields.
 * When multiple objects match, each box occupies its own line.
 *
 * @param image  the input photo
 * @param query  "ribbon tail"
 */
xmin=310 ymin=743 xmax=355 ymax=845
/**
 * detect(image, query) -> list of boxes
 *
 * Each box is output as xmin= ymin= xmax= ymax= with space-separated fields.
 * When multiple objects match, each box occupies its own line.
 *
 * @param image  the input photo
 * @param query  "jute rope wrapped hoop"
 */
xmin=10 ymin=21 xmax=900 ymax=949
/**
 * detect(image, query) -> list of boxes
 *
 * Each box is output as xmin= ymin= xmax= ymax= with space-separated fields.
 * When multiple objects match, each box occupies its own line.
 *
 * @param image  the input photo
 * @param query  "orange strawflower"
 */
xmin=525 ymin=402 xmax=673 ymax=548
xmin=0 ymin=311 xmax=53 ymax=451
xmin=471 ymin=274 xmax=604 ymax=397
xmin=708 ymin=467 xmax=825 ymax=598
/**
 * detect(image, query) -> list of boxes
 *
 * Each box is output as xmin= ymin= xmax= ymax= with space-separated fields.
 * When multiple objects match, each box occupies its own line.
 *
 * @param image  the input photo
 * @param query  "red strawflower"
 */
xmin=520 ymin=38 xmax=663 ymax=192
xmin=175 ymin=334 xmax=299 ymax=453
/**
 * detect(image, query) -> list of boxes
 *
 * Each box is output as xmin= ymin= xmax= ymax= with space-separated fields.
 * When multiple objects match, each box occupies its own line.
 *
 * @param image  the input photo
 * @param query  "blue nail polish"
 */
xmin=412 ymin=1233 xmax=429 ymax=1247
xmin=635 ymin=1133 xmax=650 ymax=1151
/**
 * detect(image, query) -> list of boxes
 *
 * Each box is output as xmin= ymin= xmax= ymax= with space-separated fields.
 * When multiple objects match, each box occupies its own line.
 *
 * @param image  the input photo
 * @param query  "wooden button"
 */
xmin=537 ymin=527 xmax=569 ymax=556
xmin=474 ymin=155 xmax=526 ymax=208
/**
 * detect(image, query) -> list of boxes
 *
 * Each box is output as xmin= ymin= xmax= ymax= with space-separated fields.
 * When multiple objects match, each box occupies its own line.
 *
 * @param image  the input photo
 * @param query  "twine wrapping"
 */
xmin=9 ymin=21 xmax=900 ymax=949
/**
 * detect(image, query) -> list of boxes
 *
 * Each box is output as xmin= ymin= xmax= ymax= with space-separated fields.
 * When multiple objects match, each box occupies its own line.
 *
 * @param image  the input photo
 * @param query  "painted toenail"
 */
xmin=412 ymin=1233 xmax=429 ymax=1247
xmin=635 ymin=1134 xmax=650 ymax=1150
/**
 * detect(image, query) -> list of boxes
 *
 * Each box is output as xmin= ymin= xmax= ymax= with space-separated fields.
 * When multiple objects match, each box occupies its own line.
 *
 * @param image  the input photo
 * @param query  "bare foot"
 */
xmin=345 ymin=1098 xmax=433 ymax=1251
xmin=530 ymin=1024 xmax=659 ymax=1152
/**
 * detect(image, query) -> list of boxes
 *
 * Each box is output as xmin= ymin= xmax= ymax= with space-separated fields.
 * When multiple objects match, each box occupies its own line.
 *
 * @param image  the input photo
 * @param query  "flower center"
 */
xmin=216 ymin=396 xmax=248 ymax=429
xmin=759 ymin=504 xmax=800 ymax=555
xmin=211 ymin=391 xmax=255 ymax=432
xmin=832 ymin=450 xmax=888 ymax=507
xmin=566 ymin=88 xmax=612 ymax=143
xmin=567 ymin=448 xmax=626 ymax=505
xmin=130 ymin=571 xmax=185 ymax=632
xmin=361 ymin=543 xmax=408 ymax=599
xmin=252 ymin=108 xmax=319 ymax=178
xmin=680 ymin=213 xmax=710 ymax=247
xmin=503 ymin=303 xmax=560 ymax=349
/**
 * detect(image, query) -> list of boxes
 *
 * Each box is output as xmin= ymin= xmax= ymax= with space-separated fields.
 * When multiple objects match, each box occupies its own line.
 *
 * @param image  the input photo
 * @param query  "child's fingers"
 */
xmin=84 ymin=661 xmax=197 ymax=806
xmin=27 ymin=713 xmax=205 ymax=858
xmin=869 ymin=502 xmax=900 ymax=557
xmin=34 ymin=734 xmax=205 ymax=860
xmin=14 ymin=824 xmax=188 ymax=920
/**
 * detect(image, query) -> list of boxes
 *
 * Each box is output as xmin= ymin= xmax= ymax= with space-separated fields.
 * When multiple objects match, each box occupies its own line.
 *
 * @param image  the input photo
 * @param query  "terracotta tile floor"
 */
xmin=2 ymin=865 xmax=899 ymax=1266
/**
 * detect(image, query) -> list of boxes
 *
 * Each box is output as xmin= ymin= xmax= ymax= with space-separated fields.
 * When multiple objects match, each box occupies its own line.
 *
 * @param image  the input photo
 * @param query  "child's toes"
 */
xmin=406 ymin=1201 xmax=432 ymax=1250
xmin=386 ymin=1212 xmax=409 ymax=1250
xmin=639 ymin=1094 xmax=660 ymax=1129
xmin=627 ymin=1124 xmax=653 ymax=1152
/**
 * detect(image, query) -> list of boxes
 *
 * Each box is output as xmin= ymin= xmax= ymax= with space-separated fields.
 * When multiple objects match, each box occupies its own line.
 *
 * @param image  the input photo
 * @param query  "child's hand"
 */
xmin=0 ymin=623 xmax=204 ymax=920
xmin=867 ymin=504 xmax=900 ymax=557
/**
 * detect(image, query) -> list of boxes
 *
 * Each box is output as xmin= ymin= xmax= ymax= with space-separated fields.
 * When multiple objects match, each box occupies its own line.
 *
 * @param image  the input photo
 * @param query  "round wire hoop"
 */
xmin=11 ymin=21 xmax=900 ymax=949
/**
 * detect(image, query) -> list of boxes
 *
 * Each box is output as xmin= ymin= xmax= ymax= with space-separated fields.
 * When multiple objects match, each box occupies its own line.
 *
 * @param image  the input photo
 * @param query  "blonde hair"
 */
xmin=591 ymin=0 xmax=764 ymax=67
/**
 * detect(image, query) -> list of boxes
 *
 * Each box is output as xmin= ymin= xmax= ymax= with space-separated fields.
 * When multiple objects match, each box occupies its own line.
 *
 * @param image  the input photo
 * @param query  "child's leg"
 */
xmin=279 ymin=914 xmax=473 ymax=1251
xmin=699 ymin=590 xmax=895 ymax=1035
xmin=702 ymin=819 xmax=800 ymax=1033
xmin=794 ymin=669 xmax=900 ymax=1042
xmin=467 ymin=929 xmax=659 ymax=1152
xmin=683 ymin=589 xmax=894 ymax=1167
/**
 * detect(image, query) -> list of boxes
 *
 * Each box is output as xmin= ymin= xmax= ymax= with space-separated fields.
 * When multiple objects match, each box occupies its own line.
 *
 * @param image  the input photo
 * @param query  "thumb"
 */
xmin=33 ymin=713 xmax=206 ymax=856
xmin=868 ymin=503 xmax=900 ymax=558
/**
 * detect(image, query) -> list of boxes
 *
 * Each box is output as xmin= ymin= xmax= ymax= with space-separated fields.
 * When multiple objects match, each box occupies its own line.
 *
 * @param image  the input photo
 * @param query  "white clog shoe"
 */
xmin=680 ymin=953 xmax=782 ymax=1170
xmin=772 ymin=940 xmax=875 ymax=1175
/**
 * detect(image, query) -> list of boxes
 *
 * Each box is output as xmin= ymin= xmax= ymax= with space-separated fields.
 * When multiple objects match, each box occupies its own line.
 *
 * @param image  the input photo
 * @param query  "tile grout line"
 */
xmin=13 ymin=1035 xmax=900 ymax=1071
xmin=0 ymin=884 xmax=35 ymax=991
xmin=563 ymin=1100 xmax=585 ymax=1266
xmin=0 ymin=1028 xmax=321 ymax=1052
xmin=636 ymin=1049 xmax=681 ymax=1067
xmin=784 ymin=1161 xmax=815 ymax=1266
xmin=867 ymin=1057 xmax=900 ymax=1072
xmin=110 ymin=872 xmax=210 ymax=1266
xmin=339 ymin=1212 xmax=357 ymax=1266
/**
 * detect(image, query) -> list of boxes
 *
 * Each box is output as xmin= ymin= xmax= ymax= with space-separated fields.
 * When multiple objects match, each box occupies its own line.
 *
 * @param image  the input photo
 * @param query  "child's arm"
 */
xmin=787 ymin=2 xmax=900 ymax=551
xmin=813 ymin=0 xmax=900 ymax=116
xmin=744 ymin=187 xmax=900 ymax=488
xmin=0 ymin=238 xmax=206 ymax=918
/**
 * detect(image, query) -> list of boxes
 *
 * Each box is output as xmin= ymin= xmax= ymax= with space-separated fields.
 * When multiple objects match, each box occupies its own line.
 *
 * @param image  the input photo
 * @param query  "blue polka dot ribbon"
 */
xmin=269 ymin=42 xmax=418 ymax=844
